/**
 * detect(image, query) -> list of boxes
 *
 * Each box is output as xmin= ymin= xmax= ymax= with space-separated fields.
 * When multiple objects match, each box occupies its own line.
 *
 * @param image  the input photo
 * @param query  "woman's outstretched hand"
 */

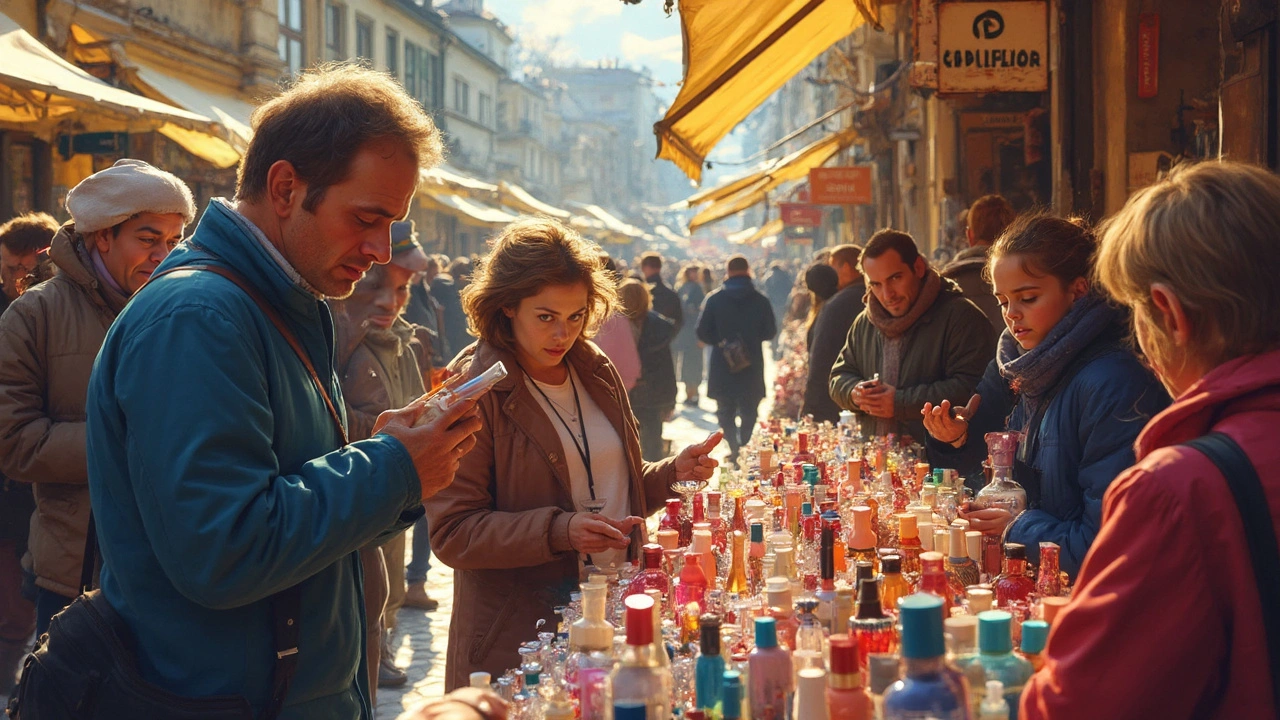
xmin=675 ymin=430 xmax=723 ymax=483
xmin=921 ymin=395 xmax=982 ymax=447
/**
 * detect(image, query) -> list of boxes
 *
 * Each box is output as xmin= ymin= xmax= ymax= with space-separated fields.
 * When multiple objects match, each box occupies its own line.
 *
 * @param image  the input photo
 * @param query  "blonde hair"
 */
xmin=461 ymin=219 xmax=617 ymax=352
xmin=1095 ymin=161 xmax=1280 ymax=369
xmin=618 ymin=278 xmax=651 ymax=320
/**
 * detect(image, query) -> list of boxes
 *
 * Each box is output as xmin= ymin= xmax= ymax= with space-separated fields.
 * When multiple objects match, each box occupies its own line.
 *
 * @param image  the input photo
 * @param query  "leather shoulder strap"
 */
xmin=1183 ymin=432 xmax=1280 ymax=715
xmin=152 ymin=264 xmax=348 ymax=446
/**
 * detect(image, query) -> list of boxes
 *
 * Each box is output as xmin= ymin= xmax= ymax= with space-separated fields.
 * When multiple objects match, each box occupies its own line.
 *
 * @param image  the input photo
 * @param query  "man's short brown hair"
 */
xmin=236 ymin=63 xmax=443 ymax=212
xmin=0 ymin=212 xmax=59 ymax=255
xmin=860 ymin=229 xmax=920 ymax=267
xmin=640 ymin=252 xmax=662 ymax=272
xmin=967 ymin=195 xmax=1016 ymax=243
xmin=828 ymin=243 xmax=863 ymax=269
xmin=726 ymin=255 xmax=749 ymax=274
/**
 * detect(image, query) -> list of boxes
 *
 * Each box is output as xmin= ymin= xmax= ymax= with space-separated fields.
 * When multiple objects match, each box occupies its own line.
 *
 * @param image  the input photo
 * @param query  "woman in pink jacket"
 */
xmin=1021 ymin=161 xmax=1280 ymax=718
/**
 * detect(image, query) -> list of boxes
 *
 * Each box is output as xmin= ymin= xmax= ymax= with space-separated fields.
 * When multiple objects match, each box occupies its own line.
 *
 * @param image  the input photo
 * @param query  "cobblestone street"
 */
xmin=379 ymin=351 xmax=775 ymax=718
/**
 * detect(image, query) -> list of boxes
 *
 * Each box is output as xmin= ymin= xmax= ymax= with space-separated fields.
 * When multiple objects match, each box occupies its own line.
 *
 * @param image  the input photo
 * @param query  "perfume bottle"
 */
xmin=748 ymin=523 xmax=766 ymax=595
xmin=882 ymin=594 xmax=971 ymax=720
xmin=993 ymin=544 xmax=1035 ymax=608
xmin=917 ymin=551 xmax=953 ymax=616
xmin=720 ymin=669 xmax=744 ymax=720
xmin=674 ymin=549 xmax=708 ymax=616
xmin=1018 ymin=620 xmax=1049 ymax=672
xmin=725 ymin=530 xmax=749 ymax=595
xmin=972 ymin=432 xmax=1028 ymax=516
xmin=764 ymin=577 xmax=799 ymax=651
xmin=851 ymin=572 xmax=897 ymax=667
xmin=814 ymin=525 xmax=839 ymax=632
xmin=707 ymin=491 xmax=728 ymax=555
xmin=827 ymin=636 xmax=873 ymax=720
xmin=1035 ymin=542 xmax=1062 ymax=598
xmin=896 ymin=513 xmax=923 ymax=579
xmin=732 ymin=495 xmax=749 ymax=535
xmin=607 ymin=595 xmax=671 ymax=720
xmin=794 ymin=667 xmax=830 ymax=720
xmin=848 ymin=505 xmax=879 ymax=573
xmin=748 ymin=617 xmax=794 ymax=720
xmin=659 ymin=499 xmax=684 ymax=545
xmin=792 ymin=431 xmax=817 ymax=466
xmin=946 ymin=524 xmax=981 ymax=604
xmin=960 ymin=610 xmax=1032 ymax=720
xmin=695 ymin=614 xmax=726 ymax=712
xmin=878 ymin=554 xmax=910 ymax=614
xmin=628 ymin=544 xmax=672 ymax=611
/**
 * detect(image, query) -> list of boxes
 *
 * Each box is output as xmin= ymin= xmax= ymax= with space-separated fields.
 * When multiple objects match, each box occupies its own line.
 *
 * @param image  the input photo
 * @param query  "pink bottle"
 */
xmin=748 ymin=617 xmax=793 ymax=720
xmin=673 ymin=549 xmax=708 ymax=616
xmin=827 ymin=636 xmax=873 ymax=720
xmin=628 ymin=544 xmax=672 ymax=612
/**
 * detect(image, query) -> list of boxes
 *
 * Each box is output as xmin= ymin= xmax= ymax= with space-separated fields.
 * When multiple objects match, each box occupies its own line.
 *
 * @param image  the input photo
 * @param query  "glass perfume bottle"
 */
xmin=848 ymin=505 xmax=878 ymax=573
xmin=707 ymin=490 xmax=728 ymax=555
xmin=959 ymin=610 xmax=1033 ymax=720
xmin=725 ymin=530 xmax=749 ymax=595
xmin=896 ymin=513 xmax=923 ymax=579
xmin=946 ymin=524 xmax=982 ymax=604
xmin=659 ymin=498 xmax=684 ymax=546
xmin=674 ymin=549 xmax=708 ymax=616
xmin=748 ymin=523 xmax=766 ymax=596
xmin=882 ymin=594 xmax=971 ymax=720
xmin=607 ymin=594 xmax=672 ymax=720
xmin=764 ymin=577 xmax=799 ymax=651
xmin=972 ymin=431 xmax=1028 ymax=576
xmin=917 ymin=551 xmax=953 ymax=617
xmin=1035 ymin=542 xmax=1062 ymax=598
xmin=792 ymin=431 xmax=817 ymax=466
xmin=993 ymin=544 xmax=1035 ymax=608
xmin=851 ymin=573 xmax=897 ymax=667
xmin=695 ymin=614 xmax=726 ymax=712
xmin=878 ymin=554 xmax=910 ymax=614
xmin=628 ymin=544 xmax=672 ymax=611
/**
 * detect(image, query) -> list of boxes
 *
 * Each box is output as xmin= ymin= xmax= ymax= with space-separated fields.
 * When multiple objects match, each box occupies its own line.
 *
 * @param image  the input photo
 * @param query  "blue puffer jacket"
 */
xmin=927 ymin=328 xmax=1169 ymax=578
xmin=85 ymin=200 xmax=423 ymax=719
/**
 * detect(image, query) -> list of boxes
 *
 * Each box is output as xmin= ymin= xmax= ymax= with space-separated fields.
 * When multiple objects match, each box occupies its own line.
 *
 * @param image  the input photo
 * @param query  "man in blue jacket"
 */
xmin=84 ymin=65 xmax=485 ymax=719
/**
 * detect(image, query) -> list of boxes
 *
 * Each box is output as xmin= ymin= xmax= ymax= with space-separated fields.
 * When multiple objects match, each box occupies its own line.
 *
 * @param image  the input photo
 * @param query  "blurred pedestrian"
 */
xmin=406 ymin=249 xmax=449 ymax=369
xmin=432 ymin=256 xmax=471 ymax=359
xmin=802 ymin=262 xmax=839 ymax=349
xmin=942 ymin=194 xmax=1015 ymax=335
xmin=640 ymin=252 xmax=682 ymax=332
xmin=0 ymin=212 xmax=57 ymax=315
xmin=1022 ymin=161 xmax=1280 ymax=720
xmin=803 ymin=244 xmax=865 ymax=423
xmin=619 ymin=278 xmax=677 ymax=460
xmin=592 ymin=253 xmax=641 ymax=390
xmin=426 ymin=218 xmax=720 ymax=690
xmin=697 ymin=255 xmax=777 ymax=459
xmin=762 ymin=261 xmax=793 ymax=341
xmin=673 ymin=264 xmax=706 ymax=405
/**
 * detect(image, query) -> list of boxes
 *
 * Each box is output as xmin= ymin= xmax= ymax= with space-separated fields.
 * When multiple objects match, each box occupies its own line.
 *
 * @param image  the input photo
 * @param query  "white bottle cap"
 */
xmin=967 ymin=587 xmax=994 ymax=614
xmin=470 ymin=671 xmax=491 ymax=688
xmin=793 ymin=667 xmax=830 ymax=720
xmin=966 ymin=530 xmax=983 ymax=564
xmin=945 ymin=615 xmax=979 ymax=653
xmin=919 ymin=522 xmax=935 ymax=551
xmin=934 ymin=527 xmax=950 ymax=557
xmin=952 ymin=518 xmax=971 ymax=531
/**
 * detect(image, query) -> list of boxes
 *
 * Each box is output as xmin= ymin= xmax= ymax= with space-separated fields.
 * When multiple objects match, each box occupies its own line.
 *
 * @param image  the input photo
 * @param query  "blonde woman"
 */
xmin=1022 ymin=162 xmax=1280 ymax=719
xmin=425 ymin=220 xmax=721 ymax=690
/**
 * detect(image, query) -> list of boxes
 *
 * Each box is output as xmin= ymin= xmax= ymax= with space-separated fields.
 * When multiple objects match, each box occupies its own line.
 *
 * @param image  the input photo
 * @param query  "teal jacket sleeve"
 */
xmin=113 ymin=305 xmax=421 ymax=610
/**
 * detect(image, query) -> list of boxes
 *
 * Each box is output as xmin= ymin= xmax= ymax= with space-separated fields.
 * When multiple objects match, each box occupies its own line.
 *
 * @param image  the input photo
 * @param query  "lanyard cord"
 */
xmin=522 ymin=362 xmax=596 ymax=501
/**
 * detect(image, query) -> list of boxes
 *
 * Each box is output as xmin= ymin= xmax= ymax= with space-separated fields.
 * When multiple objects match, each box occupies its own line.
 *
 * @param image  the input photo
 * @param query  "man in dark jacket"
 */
xmin=762 ymin=261 xmax=793 ymax=339
xmin=941 ymin=194 xmax=1014 ymax=335
xmin=404 ymin=242 xmax=448 ymax=368
xmin=829 ymin=230 xmax=993 ymax=444
xmin=640 ymin=252 xmax=682 ymax=332
xmin=697 ymin=255 xmax=777 ymax=459
xmin=802 ymin=243 xmax=866 ymax=423
xmin=430 ymin=258 xmax=470 ymax=361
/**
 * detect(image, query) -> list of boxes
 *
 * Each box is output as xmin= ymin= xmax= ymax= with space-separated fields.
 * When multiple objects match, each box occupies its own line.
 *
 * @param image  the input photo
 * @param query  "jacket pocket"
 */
xmin=467 ymin=590 xmax=519 ymax=667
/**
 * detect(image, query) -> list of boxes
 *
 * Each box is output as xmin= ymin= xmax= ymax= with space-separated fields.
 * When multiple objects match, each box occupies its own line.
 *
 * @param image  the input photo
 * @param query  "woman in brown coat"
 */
xmin=424 ymin=219 xmax=721 ymax=690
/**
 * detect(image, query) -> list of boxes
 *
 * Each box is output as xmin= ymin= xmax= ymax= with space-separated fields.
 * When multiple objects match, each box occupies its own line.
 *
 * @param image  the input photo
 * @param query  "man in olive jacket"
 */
xmin=829 ymin=229 xmax=993 ymax=445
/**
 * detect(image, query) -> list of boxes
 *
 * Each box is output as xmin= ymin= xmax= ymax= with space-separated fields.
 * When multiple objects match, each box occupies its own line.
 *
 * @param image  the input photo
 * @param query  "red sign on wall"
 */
xmin=809 ymin=166 xmax=874 ymax=205
xmin=1138 ymin=13 xmax=1159 ymax=99
xmin=779 ymin=203 xmax=824 ymax=228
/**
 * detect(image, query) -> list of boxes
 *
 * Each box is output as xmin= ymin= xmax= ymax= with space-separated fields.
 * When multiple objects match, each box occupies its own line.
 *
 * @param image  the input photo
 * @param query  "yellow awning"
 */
xmin=0 ymin=12 xmax=238 ymax=167
xmin=423 ymin=191 xmax=518 ymax=226
xmin=129 ymin=63 xmax=256 ymax=152
xmin=687 ymin=128 xmax=858 ymax=232
xmin=739 ymin=219 xmax=783 ymax=245
xmin=421 ymin=165 xmax=499 ymax=197
xmin=497 ymin=181 xmax=571 ymax=219
xmin=655 ymin=0 xmax=865 ymax=183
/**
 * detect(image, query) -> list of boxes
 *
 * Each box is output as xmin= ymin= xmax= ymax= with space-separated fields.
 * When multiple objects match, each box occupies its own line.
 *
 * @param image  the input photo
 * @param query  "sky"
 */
xmin=474 ymin=0 xmax=746 ymax=168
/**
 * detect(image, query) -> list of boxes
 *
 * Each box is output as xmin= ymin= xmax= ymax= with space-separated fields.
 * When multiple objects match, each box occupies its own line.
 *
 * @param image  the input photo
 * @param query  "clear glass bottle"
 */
xmin=764 ymin=577 xmax=799 ymax=651
xmin=993 ymin=544 xmax=1035 ymax=609
xmin=707 ymin=490 xmax=728 ymax=556
xmin=627 ymin=544 xmax=672 ymax=610
xmin=748 ymin=617 xmax=794 ymax=720
xmin=827 ymin=635 xmax=873 ymax=720
xmin=959 ymin=610 xmax=1032 ymax=719
xmin=695 ymin=614 xmax=726 ymax=712
xmin=972 ymin=432 xmax=1029 ymax=576
xmin=607 ymin=594 xmax=671 ymax=720
xmin=947 ymin=524 xmax=982 ymax=604
xmin=882 ymin=594 xmax=971 ymax=720
xmin=794 ymin=597 xmax=825 ymax=659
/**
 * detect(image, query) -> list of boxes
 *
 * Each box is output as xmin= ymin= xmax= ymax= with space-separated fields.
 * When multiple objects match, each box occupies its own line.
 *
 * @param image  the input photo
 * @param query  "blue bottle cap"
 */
xmin=978 ymin=610 xmax=1014 ymax=654
xmin=750 ymin=523 xmax=764 ymax=543
xmin=722 ymin=670 xmax=743 ymax=719
xmin=898 ymin=593 xmax=946 ymax=659
xmin=613 ymin=702 xmax=646 ymax=720
xmin=1021 ymin=619 xmax=1049 ymax=655
xmin=801 ymin=501 xmax=813 ymax=516
xmin=754 ymin=617 xmax=778 ymax=649
xmin=802 ymin=464 xmax=819 ymax=484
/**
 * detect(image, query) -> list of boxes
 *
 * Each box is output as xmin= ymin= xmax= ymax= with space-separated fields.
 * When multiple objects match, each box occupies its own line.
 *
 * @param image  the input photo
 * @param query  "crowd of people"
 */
xmin=0 ymin=60 xmax=1274 ymax=720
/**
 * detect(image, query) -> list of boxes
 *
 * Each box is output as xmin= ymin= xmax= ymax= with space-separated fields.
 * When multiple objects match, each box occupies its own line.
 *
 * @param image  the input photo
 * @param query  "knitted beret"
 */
xmin=66 ymin=159 xmax=197 ymax=233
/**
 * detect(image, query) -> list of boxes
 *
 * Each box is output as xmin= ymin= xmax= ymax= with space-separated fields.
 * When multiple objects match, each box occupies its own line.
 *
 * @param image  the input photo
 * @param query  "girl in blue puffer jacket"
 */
xmin=921 ymin=214 xmax=1169 ymax=578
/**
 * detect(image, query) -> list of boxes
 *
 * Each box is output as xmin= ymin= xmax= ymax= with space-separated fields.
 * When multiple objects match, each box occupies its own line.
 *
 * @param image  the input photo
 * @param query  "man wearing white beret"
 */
xmin=0 ymin=157 xmax=194 ymax=643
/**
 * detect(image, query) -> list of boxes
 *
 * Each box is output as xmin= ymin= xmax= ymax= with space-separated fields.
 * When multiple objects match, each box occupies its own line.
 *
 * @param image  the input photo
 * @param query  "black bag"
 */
xmin=7 ymin=262 xmax=347 ymax=720
xmin=719 ymin=337 xmax=751 ymax=374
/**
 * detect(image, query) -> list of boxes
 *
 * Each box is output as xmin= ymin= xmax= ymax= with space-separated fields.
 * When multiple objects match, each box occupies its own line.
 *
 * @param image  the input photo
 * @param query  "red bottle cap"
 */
xmin=624 ymin=594 xmax=654 ymax=646
xmin=642 ymin=543 xmax=664 ymax=568
xmin=829 ymin=636 xmax=861 ymax=674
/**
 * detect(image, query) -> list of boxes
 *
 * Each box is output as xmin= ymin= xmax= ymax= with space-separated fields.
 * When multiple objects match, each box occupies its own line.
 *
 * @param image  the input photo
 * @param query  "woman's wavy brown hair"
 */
xmin=461 ymin=219 xmax=618 ymax=352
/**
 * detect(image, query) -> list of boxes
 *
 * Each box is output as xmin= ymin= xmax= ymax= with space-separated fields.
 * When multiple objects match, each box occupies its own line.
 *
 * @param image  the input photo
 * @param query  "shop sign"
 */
xmin=938 ymin=2 xmax=1049 ymax=93
xmin=56 ymin=132 xmax=129 ymax=159
xmin=809 ymin=167 xmax=874 ymax=205
xmin=1138 ymin=14 xmax=1159 ymax=99
xmin=779 ymin=203 xmax=824 ymax=228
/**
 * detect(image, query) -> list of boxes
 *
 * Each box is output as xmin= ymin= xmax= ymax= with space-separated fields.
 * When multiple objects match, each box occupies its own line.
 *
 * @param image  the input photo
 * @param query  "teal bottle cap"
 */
xmin=801 ymin=501 xmax=813 ymax=516
xmin=754 ymin=617 xmax=778 ymax=649
xmin=1021 ymin=619 xmax=1049 ymax=654
xmin=722 ymin=670 xmax=743 ymax=719
xmin=978 ymin=610 xmax=1014 ymax=654
xmin=613 ymin=703 xmax=646 ymax=720
xmin=750 ymin=523 xmax=764 ymax=542
xmin=898 ymin=593 xmax=946 ymax=659
xmin=803 ymin=464 xmax=818 ymax=484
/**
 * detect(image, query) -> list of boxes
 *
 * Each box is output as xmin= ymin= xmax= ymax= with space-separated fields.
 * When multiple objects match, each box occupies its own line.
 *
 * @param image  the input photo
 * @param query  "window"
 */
xmin=478 ymin=93 xmax=492 ymax=127
xmin=277 ymin=0 xmax=304 ymax=76
xmin=420 ymin=52 xmax=436 ymax=108
xmin=404 ymin=42 xmax=420 ymax=101
xmin=324 ymin=2 xmax=346 ymax=61
xmin=355 ymin=15 xmax=374 ymax=61
xmin=386 ymin=29 xmax=399 ymax=77
xmin=454 ymin=78 xmax=470 ymax=116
